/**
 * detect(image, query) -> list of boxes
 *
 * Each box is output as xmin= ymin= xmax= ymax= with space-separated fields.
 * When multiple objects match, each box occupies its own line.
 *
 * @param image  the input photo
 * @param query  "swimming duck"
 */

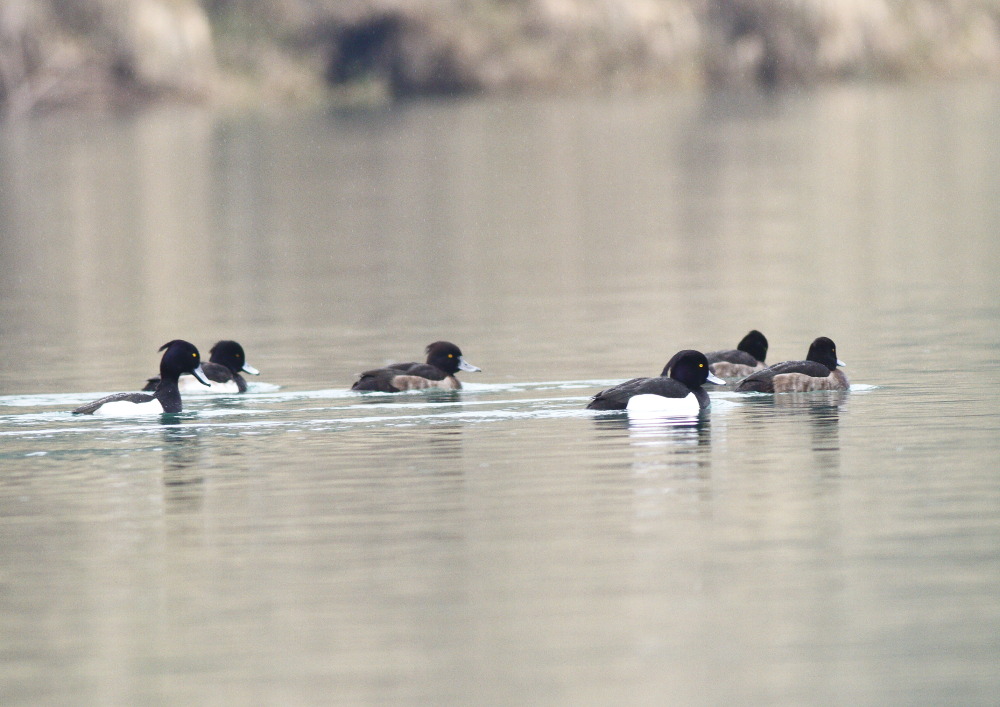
xmin=705 ymin=329 xmax=768 ymax=378
xmin=734 ymin=336 xmax=848 ymax=393
xmin=586 ymin=350 xmax=725 ymax=414
xmin=73 ymin=340 xmax=210 ymax=415
xmin=350 ymin=341 xmax=481 ymax=392
xmin=142 ymin=340 xmax=259 ymax=394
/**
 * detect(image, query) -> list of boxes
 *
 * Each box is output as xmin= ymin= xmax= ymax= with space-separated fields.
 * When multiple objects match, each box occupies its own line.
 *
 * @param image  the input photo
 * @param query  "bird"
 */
xmin=142 ymin=340 xmax=259 ymax=394
xmin=350 ymin=341 xmax=481 ymax=392
xmin=705 ymin=329 xmax=768 ymax=378
xmin=734 ymin=336 xmax=848 ymax=393
xmin=586 ymin=350 xmax=724 ymax=414
xmin=73 ymin=340 xmax=210 ymax=415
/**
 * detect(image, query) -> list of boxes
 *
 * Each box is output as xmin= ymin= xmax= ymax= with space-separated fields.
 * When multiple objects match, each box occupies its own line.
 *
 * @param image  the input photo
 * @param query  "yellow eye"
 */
xmin=192 ymin=353 xmax=196 ymax=357
xmin=448 ymin=354 xmax=454 ymax=358
xmin=699 ymin=363 xmax=704 ymax=368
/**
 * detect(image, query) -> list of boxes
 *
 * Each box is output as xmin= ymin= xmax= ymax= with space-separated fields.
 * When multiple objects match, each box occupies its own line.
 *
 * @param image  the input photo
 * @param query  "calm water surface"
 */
xmin=1 ymin=84 xmax=999 ymax=705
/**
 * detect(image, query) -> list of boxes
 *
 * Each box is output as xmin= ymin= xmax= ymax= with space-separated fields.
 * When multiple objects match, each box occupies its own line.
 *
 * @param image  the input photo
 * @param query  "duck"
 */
xmin=734 ymin=336 xmax=848 ymax=393
xmin=73 ymin=340 xmax=210 ymax=415
xmin=141 ymin=340 xmax=259 ymax=394
xmin=705 ymin=329 xmax=768 ymax=378
xmin=586 ymin=350 xmax=725 ymax=414
xmin=350 ymin=341 xmax=481 ymax=392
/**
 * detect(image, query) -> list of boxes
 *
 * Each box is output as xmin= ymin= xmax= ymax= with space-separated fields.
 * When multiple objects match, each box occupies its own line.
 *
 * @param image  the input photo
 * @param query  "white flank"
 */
xmin=93 ymin=399 xmax=165 ymax=416
xmin=626 ymin=392 xmax=701 ymax=417
xmin=178 ymin=375 xmax=240 ymax=394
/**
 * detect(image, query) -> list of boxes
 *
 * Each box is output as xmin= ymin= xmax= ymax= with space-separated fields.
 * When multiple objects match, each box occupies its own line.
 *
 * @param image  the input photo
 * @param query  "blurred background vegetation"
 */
xmin=2 ymin=0 xmax=1000 ymax=116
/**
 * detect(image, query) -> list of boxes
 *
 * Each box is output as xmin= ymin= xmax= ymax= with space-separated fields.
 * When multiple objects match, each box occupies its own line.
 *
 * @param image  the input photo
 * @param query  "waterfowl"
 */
xmin=705 ymin=329 xmax=768 ymax=378
xmin=142 ymin=340 xmax=259 ymax=394
xmin=73 ymin=340 xmax=210 ymax=415
xmin=350 ymin=341 xmax=481 ymax=392
xmin=586 ymin=350 xmax=725 ymax=414
xmin=734 ymin=336 xmax=848 ymax=393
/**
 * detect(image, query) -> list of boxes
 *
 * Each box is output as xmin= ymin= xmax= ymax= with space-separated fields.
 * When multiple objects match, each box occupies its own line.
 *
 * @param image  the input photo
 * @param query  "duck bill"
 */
xmin=192 ymin=364 xmax=212 ymax=386
xmin=837 ymin=359 xmax=847 ymax=367
xmin=707 ymin=372 xmax=726 ymax=385
xmin=457 ymin=357 xmax=481 ymax=373
xmin=241 ymin=363 xmax=260 ymax=375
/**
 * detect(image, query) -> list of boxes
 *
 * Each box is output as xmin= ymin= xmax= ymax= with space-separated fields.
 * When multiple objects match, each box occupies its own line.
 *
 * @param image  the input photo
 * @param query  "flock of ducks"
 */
xmin=71 ymin=331 xmax=849 ymax=417
xmin=586 ymin=333 xmax=847 ymax=415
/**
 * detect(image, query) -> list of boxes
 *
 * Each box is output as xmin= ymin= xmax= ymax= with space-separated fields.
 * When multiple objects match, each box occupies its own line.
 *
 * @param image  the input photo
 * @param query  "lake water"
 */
xmin=1 ymin=83 xmax=999 ymax=705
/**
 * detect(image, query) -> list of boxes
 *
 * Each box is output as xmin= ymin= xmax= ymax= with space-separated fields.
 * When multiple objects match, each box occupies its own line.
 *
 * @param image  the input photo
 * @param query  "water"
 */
xmin=2 ymin=83 xmax=1000 ymax=705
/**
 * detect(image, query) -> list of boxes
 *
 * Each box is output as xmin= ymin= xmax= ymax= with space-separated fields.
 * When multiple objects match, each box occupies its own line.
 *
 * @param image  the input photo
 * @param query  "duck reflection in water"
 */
xmin=594 ymin=415 xmax=713 ymax=522
xmin=754 ymin=391 xmax=847 ymax=473
xmin=159 ymin=421 xmax=206 ymax=511
xmin=594 ymin=413 xmax=712 ymax=453
xmin=780 ymin=391 xmax=846 ymax=472
xmin=361 ymin=422 xmax=466 ymax=468
xmin=353 ymin=389 xmax=462 ymax=406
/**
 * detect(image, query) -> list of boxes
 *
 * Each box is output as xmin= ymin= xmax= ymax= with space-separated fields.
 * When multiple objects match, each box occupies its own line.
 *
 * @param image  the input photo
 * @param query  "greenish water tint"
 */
xmin=2 ymin=83 xmax=1000 ymax=705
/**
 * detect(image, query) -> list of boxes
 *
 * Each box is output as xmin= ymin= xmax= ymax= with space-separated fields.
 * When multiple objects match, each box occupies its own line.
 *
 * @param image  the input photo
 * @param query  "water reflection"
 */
xmin=356 ymin=422 xmax=466 ymax=472
xmin=424 ymin=424 xmax=462 ymax=464
xmin=352 ymin=389 xmax=463 ymax=406
xmin=627 ymin=414 xmax=709 ymax=440
xmin=199 ymin=396 xmax=255 ymax=411
xmin=592 ymin=415 xmax=715 ymax=524
xmin=594 ymin=413 xmax=712 ymax=475
xmin=411 ymin=423 xmax=465 ymax=465
xmin=594 ymin=411 xmax=710 ymax=444
xmin=742 ymin=391 xmax=846 ymax=472
xmin=795 ymin=392 xmax=844 ymax=474
xmin=159 ymin=421 xmax=206 ymax=511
